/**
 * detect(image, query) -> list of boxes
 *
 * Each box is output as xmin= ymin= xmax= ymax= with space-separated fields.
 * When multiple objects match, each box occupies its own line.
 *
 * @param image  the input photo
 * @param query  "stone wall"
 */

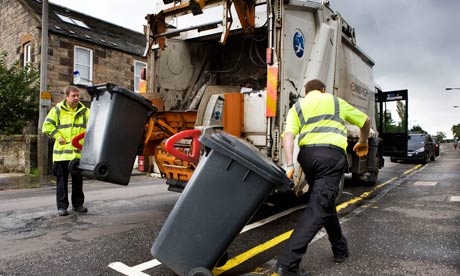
xmin=0 ymin=135 xmax=37 ymax=174
xmin=0 ymin=0 xmax=41 ymax=67
xmin=46 ymin=34 xmax=147 ymax=105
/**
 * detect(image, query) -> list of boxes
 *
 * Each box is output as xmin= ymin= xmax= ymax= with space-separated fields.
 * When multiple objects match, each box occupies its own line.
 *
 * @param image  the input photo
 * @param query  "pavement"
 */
xmin=0 ymin=173 xmax=52 ymax=190
xmin=0 ymin=169 xmax=147 ymax=191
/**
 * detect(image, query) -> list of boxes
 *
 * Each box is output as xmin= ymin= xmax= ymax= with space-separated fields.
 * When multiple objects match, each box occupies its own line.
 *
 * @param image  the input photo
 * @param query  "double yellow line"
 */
xmin=213 ymin=164 xmax=421 ymax=275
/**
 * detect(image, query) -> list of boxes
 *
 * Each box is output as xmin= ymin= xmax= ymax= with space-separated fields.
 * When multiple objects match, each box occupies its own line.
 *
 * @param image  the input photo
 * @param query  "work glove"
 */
xmin=286 ymin=164 xmax=295 ymax=180
xmin=286 ymin=165 xmax=310 ymax=197
xmin=353 ymin=142 xmax=369 ymax=157
xmin=275 ymin=165 xmax=295 ymax=194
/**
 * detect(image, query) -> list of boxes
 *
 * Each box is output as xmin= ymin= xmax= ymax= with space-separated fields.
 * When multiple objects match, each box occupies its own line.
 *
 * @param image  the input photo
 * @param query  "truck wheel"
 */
xmin=188 ymin=267 xmax=213 ymax=276
xmin=351 ymin=170 xmax=379 ymax=186
xmin=362 ymin=171 xmax=378 ymax=186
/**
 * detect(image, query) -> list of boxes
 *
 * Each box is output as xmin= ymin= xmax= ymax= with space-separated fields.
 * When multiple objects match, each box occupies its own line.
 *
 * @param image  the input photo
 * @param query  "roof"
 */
xmin=21 ymin=0 xmax=146 ymax=56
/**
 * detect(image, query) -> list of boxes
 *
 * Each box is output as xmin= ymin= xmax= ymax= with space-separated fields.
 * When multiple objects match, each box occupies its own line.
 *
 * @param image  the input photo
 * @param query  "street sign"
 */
xmin=40 ymin=91 xmax=51 ymax=106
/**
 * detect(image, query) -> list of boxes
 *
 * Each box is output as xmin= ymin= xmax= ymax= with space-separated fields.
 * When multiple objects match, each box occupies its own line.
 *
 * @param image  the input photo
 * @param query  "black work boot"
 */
xmin=72 ymin=206 xmax=88 ymax=213
xmin=58 ymin=209 xmax=68 ymax=216
xmin=333 ymin=251 xmax=350 ymax=263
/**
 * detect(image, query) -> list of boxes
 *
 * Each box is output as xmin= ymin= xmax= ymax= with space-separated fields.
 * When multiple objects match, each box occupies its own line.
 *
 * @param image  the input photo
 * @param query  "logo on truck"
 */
xmin=293 ymin=30 xmax=305 ymax=58
xmin=350 ymin=81 xmax=369 ymax=100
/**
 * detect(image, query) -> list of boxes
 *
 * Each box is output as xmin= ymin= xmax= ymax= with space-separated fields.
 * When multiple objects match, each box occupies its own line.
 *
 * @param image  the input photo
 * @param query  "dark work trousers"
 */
xmin=53 ymin=161 xmax=84 ymax=210
xmin=277 ymin=145 xmax=348 ymax=271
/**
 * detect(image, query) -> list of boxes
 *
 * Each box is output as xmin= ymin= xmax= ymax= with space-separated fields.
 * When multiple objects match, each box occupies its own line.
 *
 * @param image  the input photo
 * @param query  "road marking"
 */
xmin=413 ymin=181 xmax=438 ymax=186
xmin=402 ymin=164 xmax=422 ymax=175
xmin=109 ymin=165 xmax=421 ymax=276
xmin=108 ymin=262 xmax=152 ymax=276
xmin=449 ymin=196 xmax=460 ymax=202
xmin=108 ymin=205 xmax=306 ymax=275
xmin=240 ymin=205 xmax=306 ymax=233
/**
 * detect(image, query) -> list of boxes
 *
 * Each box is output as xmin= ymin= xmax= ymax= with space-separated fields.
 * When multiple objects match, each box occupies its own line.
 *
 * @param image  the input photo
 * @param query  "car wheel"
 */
xmin=390 ymin=157 xmax=398 ymax=163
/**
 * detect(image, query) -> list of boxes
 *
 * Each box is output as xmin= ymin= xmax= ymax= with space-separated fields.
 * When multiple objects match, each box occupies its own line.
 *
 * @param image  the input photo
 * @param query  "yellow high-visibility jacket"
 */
xmin=283 ymin=90 xmax=367 ymax=152
xmin=42 ymin=101 xmax=89 ymax=162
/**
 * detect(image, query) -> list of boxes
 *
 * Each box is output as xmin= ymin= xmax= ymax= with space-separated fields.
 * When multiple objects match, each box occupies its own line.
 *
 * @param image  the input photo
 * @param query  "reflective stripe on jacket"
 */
xmin=42 ymin=101 xmax=89 ymax=162
xmin=284 ymin=90 xmax=367 ymax=152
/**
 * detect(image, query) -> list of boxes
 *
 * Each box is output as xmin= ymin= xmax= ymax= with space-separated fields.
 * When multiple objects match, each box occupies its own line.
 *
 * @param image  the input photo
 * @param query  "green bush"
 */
xmin=0 ymin=51 xmax=39 ymax=134
xmin=29 ymin=167 xmax=39 ymax=176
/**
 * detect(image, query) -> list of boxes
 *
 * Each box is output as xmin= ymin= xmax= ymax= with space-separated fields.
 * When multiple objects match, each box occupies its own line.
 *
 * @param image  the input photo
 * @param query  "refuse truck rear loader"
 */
xmin=74 ymin=0 xmax=409 ymax=198
xmin=137 ymin=0 xmax=409 ymax=196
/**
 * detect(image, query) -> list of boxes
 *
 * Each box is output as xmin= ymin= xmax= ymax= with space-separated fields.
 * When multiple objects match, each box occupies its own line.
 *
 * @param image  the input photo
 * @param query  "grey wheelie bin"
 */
xmin=151 ymin=131 xmax=292 ymax=276
xmin=75 ymin=83 xmax=156 ymax=185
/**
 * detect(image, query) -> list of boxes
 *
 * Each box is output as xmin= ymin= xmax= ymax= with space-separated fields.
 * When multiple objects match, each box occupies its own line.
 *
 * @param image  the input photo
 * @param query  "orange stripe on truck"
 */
xmin=266 ymin=66 xmax=278 ymax=117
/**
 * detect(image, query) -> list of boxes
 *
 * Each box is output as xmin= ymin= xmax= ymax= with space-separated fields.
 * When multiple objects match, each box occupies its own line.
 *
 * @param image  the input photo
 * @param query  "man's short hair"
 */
xmin=64 ymin=85 xmax=80 ymax=96
xmin=304 ymin=79 xmax=326 ymax=93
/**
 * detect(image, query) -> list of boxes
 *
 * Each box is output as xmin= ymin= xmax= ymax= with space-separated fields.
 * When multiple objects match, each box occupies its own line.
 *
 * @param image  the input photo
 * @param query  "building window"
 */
xmin=23 ymin=42 xmax=32 ymax=67
xmin=56 ymin=13 xmax=90 ymax=29
xmin=134 ymin=61 xmax=147 ymax=93
xmin=74 ymin=46 xmax=93 ymax=85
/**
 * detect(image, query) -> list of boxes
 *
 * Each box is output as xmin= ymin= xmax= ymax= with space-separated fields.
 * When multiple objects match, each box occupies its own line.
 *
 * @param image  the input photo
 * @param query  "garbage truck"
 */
xmin=134 ymin=0 xmax=408 ymax=196
xmin=74 ymin=1 xmax=409 ymax=194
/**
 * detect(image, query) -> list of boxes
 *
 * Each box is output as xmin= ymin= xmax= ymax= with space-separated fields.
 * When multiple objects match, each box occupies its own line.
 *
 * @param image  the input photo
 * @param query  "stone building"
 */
xmin=0 ymin=0 xmax=148 ymax=105
xmin=0 ymin=0 xmax=148 ymax=173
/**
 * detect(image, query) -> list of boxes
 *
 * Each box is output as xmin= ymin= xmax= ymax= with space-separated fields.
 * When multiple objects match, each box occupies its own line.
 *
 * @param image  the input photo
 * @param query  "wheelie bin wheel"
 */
xmin=94 ymin=162 xmax=109 ymax=178
xmin=187 ymin=267 xmax=213 ymax=276
xmin=68 ymin=159 xmax=81 ymax=175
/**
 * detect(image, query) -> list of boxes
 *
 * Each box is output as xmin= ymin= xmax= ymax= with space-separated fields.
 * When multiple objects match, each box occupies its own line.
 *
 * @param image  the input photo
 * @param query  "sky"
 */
xmin=49 ymin=0 xmax=460 ymax=138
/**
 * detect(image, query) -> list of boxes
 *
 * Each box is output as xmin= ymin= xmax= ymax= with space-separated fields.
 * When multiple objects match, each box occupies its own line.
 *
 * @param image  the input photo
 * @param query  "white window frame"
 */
xmin=74 ymin=45 xmax=93 ymax=85
xmin=23 ymin=42 xmax=32 ymax=67
xmin=134 ymin=60 xmax=147 ymax=93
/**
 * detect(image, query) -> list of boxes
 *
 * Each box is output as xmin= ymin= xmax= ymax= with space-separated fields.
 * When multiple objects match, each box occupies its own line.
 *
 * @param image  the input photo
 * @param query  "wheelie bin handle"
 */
xmin=165 ymin=129 xmax=202 ymax=165
xmin=72 ymin=132 xmax=86 ymax=150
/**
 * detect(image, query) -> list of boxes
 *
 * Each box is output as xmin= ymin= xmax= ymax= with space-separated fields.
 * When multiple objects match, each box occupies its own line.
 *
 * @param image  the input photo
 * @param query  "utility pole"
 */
xmin=38 ymin=0 xmax=50 ymax=177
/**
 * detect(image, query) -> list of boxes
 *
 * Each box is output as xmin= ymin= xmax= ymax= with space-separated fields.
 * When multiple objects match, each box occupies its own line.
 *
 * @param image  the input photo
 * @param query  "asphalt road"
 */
xmin=0 ymin=145 xmax=458 ymax=276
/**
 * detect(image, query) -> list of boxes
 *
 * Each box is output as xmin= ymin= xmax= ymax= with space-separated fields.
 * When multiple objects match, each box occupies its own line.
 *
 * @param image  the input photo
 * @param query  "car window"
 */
xmin=409 ymin=135 xmax=425 ymax=146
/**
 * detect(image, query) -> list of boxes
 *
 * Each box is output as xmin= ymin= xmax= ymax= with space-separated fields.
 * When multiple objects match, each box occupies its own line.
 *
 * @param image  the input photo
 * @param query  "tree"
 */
xmin=0 ymin=52 xmax=39 ymax=134
xmin=410 ymin=125 xmax=424 ymax=132
xmin=383 ymin=109 xmax=404 ymax=133
xmin=451 ymin=124 xmax=460 ymax=139
xmin=396 ymin=100 xmax=407 ymax=130
xmin=435 ymin=131 xmax=446 ymax=142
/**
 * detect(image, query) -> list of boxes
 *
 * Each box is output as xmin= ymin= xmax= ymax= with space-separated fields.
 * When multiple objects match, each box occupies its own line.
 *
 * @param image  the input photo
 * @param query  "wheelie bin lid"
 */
xmin=199 ymin=132 xmax=292 ymax=187
xmin=87 ymin=83 xmax=157 ymax=113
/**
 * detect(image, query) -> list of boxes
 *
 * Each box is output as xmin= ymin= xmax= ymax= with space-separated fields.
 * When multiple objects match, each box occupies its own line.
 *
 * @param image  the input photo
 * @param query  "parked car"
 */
xmin=432 ymin=137 xmax=440 ymax=156
xmin=390 ymin=132 xmax=436 ymax=164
